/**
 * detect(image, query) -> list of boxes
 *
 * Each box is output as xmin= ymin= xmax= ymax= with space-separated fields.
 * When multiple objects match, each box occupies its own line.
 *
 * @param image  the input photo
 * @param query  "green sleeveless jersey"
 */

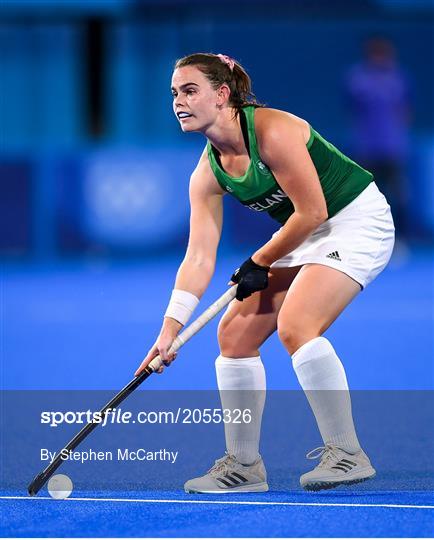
xmin=207 ymin=105 xmax=373 ymax=224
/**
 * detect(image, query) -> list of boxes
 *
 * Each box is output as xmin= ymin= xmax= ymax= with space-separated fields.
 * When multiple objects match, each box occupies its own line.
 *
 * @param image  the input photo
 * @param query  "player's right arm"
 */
xmin=173 ymin=151 xmax=225 ymax=298
xmin=135 ymin=151 xmax=225 ymax=375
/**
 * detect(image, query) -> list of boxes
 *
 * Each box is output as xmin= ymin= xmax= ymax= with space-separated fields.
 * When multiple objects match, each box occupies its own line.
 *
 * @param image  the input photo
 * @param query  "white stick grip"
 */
xmin=148 ymin=286 xmax=237 ymax=372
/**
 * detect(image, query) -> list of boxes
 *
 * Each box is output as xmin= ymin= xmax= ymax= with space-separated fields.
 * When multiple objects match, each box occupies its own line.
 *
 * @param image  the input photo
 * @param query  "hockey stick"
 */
xmin=28 ymin=286 xmax=237 ymax=496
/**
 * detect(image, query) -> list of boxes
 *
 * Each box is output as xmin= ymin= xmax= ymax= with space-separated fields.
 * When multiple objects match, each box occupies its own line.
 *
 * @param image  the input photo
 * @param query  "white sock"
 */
xmin=215 ymin=355 xmax=266 ymax=465
xmin=292 ymin=337 xmax=361 ymax=454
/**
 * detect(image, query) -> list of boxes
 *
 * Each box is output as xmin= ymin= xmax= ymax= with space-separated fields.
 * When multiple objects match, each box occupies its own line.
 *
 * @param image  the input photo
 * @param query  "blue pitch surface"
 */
xmin=1 ymin=248 xmax=433 ymax=536
xmin=3 ymin=249 xmax=433 ymax=391
xmin=1 ymin=490 xmax=433 ymax=537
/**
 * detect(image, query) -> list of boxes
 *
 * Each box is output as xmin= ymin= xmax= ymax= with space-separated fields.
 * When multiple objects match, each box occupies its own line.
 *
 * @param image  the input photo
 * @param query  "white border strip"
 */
xmin=0 ymin=496 xmax=432 ymax=509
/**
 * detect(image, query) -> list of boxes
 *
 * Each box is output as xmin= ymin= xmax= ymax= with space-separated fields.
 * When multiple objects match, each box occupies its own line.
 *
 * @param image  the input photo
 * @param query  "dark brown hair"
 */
xmin=174 ymin=53 xmax=264 ymax=116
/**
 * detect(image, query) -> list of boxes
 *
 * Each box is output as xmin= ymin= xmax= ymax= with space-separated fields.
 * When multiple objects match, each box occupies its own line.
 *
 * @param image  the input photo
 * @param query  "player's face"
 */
xmin=171 ymin=66 xmax=220 ymax=132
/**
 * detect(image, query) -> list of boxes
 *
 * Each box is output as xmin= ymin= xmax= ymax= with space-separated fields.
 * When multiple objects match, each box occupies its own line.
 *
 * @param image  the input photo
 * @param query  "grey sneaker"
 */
xmin=300 ymin=444 xmax=376 ymax=491
xmin=184 ymin=453 xmax=269 ymax=494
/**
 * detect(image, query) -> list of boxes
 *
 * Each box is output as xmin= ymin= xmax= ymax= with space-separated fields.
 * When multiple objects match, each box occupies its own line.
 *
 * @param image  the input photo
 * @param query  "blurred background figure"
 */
xmin=344 ymin=36 xmax=412 ymax=244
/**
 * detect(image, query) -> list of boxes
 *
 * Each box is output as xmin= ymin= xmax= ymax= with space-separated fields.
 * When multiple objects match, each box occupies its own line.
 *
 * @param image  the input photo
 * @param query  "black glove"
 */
xmin=231 ymin=257 xmax=270 ymax=301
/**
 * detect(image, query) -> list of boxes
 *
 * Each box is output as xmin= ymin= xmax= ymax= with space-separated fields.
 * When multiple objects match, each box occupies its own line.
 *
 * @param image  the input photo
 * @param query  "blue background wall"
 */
xmin=1 ymin=1 xmax=433 ymax=258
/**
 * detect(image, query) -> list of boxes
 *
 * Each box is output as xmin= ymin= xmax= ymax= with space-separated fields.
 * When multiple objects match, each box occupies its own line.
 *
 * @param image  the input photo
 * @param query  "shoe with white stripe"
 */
xmin=300 ymin=444 xmax=376 ymax=491
xmin=184 ymin=453 xmax=269 ymax=493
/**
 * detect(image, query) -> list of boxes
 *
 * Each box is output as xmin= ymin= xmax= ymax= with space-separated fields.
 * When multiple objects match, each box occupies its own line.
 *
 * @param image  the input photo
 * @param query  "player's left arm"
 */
xmin=251 ymin=109 xmax=328 ymax=266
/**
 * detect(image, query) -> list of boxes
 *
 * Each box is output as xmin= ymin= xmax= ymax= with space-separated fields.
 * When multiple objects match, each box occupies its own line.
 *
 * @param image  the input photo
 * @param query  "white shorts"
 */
xmin=270 ymin=182 xmax=395 ymax=288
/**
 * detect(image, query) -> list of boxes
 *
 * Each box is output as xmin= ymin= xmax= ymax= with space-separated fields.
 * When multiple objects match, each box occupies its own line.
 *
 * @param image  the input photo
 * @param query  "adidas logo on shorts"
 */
xmin=326 ymin=251 xmax=341 ymax=261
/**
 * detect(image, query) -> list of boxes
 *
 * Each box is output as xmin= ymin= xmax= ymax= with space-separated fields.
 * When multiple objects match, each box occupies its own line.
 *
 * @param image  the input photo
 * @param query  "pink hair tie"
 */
xmin=217 ymin=54 xmax=235 ymax=72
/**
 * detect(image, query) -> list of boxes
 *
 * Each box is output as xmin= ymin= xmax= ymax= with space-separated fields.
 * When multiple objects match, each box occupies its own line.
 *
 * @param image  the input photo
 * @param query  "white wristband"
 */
xmin=164 ymin=289 xmax=200 ymax=326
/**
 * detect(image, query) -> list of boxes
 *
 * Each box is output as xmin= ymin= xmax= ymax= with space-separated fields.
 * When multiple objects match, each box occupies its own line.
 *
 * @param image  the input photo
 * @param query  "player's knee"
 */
xmin=217 ymin=323 xmax=243 ymax=356
xmin=217 ymin=317 xmax=236 ymax=353
xmin=277 ymin=320 xmax=317 ymax=356
xmin=217 ymin=319 xmax=258 ymax=357
xmin=276 ymin=324 xmax=296 ymax=353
